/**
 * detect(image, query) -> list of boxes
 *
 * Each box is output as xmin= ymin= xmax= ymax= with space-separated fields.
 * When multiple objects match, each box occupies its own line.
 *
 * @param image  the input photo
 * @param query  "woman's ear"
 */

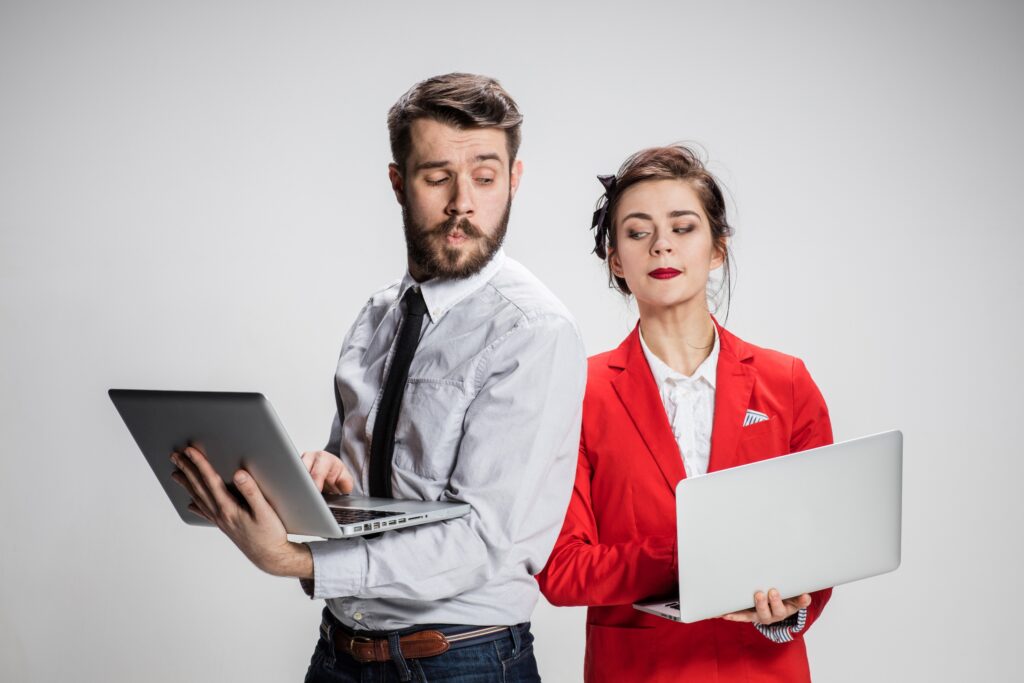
xmin=710 ymin=237 xmax=728 ymax=270
xmin=609 ymin=247 xmax=625 ymax=278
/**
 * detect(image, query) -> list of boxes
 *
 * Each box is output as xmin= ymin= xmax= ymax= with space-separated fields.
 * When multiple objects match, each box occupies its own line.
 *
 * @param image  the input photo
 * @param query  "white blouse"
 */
xmin=638 ymin=326 xmax=720 ymax=478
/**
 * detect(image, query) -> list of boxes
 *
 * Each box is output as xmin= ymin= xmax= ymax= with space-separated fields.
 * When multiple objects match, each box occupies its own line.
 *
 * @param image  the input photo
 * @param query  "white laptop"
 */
xmin=634 ymin=430 xmax=902 ymax=623
xmin=109 ymin=389 xmax=470 ymax=538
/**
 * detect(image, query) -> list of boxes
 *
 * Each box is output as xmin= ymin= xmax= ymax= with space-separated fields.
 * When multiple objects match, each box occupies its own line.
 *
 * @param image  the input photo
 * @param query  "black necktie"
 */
xmin=369 ymin=286 xmax=428 ymax=497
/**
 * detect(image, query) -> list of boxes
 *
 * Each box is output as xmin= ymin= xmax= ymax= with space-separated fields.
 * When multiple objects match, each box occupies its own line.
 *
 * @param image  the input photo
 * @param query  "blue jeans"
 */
xmin=304 ymin=618 xmax=541 ymax=683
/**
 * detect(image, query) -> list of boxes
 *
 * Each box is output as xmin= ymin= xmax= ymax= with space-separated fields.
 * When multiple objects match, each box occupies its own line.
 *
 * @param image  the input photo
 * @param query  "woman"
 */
xmin=537 ymin=145 xmax=833 ymax=682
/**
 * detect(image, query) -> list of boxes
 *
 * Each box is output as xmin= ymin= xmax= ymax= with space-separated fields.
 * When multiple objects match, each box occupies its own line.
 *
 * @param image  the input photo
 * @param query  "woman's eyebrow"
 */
xmin=622 ymin=211 xmax=652 ymax=222
xmin=668 ymin=210 xmax=700 ymax=219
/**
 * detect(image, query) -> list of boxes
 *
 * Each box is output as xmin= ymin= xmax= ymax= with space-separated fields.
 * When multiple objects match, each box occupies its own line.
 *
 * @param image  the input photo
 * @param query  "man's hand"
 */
xmin=169 ymin=445 xmax=313 ymax=579
xmin=300 ymin=450 xmax=354 ymax=494
xmin=720 ymin=589 xmax=811 ymax=625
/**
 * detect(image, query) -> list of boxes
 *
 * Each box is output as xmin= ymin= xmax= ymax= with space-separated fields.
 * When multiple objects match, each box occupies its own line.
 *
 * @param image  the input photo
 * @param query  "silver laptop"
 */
xmin=634 ymin=430 xmax=902 ymax=623
xmin=109 ymin=389 xmax=470 ymax=538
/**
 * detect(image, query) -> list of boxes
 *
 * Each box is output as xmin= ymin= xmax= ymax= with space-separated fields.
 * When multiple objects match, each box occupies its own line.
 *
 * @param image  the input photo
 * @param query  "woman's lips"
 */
xmin=648 ymin=268 xmax=682 ymax=279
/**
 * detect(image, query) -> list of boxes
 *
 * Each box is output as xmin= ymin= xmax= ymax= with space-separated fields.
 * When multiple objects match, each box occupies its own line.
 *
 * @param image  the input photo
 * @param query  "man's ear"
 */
xmin=509 ymin=159 xmax=524 ymax=199
xmin=388 ymin=163 xmax=405 ymax=205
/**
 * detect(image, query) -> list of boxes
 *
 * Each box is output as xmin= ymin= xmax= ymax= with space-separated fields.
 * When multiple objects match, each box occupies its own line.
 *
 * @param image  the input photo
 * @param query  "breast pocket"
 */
xmin=391 ymin=379 xmax=469 ymax=481
xmin=737 ymin=418 xmax=787 ymax=464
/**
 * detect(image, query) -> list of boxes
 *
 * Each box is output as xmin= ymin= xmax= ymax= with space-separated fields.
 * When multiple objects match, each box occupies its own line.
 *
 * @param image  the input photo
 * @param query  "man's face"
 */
xmin=389 ymin=118 xmax=523 ymax=280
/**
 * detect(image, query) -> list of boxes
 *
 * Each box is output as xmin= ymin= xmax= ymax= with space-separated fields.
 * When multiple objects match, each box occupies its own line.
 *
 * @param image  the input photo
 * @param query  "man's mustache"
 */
xmin=429 ymin=215 xmax=482 ymax=239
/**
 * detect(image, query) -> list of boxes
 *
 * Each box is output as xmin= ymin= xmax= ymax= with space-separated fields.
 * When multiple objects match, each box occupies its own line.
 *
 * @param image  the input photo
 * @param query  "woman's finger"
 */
xmin=767 ymin=589 xmax=787 ymax=620
xmin=753 ymin=591 xmax=772 ymax=624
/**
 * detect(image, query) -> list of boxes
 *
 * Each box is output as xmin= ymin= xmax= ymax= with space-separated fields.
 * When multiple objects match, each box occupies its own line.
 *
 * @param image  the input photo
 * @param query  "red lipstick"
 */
xmin=648 ymin=268 xmax=681 ymax=279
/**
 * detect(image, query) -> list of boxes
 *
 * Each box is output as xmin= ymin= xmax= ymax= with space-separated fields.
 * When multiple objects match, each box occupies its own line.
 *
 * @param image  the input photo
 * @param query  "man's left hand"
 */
xmin=170 ymin=445 xmax=313 ymax=579
xmin=720 ymin=589 xmax=811 ymax=625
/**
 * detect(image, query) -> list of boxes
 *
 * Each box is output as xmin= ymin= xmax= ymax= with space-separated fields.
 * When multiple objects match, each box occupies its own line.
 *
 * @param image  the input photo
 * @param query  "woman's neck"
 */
xmin=638 ymin=300 xmax=716 ymax=377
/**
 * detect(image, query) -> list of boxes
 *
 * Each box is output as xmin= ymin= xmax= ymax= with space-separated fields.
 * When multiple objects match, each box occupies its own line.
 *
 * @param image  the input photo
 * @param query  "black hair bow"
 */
xmin=590 ymin=174 xmax=617 ymax=260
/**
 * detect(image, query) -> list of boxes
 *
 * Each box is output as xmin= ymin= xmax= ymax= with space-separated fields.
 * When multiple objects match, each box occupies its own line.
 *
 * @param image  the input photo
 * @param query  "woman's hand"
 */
xmin=720 ymin=589 xmax=811 ymax=625
xmin=300 ymin=450 xmax=354 ymax=494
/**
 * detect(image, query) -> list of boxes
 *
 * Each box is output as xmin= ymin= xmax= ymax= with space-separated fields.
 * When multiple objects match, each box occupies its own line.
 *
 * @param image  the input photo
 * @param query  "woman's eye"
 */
xmin=627 ymin=230 xmax=649 ymax=240
xmin=673 ymin=225 xmax=695 ymax=234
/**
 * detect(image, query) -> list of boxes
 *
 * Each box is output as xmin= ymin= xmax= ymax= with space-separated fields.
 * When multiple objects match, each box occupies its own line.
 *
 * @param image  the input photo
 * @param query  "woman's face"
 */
xmin=609 ymin=179 xmax=724 ymax=311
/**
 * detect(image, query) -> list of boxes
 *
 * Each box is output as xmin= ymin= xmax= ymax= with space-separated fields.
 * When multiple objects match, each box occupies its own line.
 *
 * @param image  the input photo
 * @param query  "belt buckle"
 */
xmin=348 ymin=635 xmax=376 ymax=663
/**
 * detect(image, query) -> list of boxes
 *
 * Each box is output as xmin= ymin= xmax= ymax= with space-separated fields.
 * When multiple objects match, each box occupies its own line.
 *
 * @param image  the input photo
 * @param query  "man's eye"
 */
xmin=425 ymin=177 xmax=449 ymax=186
xmin=476 ymin=177 xmax=494 ymax=185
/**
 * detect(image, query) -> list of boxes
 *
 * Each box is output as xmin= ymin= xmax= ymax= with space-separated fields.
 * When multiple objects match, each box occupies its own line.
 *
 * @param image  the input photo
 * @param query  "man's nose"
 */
xmin=446 ymin=176 xmax=475 ymax=216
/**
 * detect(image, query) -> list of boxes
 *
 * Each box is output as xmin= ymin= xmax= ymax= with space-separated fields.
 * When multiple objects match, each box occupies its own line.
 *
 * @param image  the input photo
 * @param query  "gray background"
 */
xmin=2 ymin=1 xmax=1022 ymax=680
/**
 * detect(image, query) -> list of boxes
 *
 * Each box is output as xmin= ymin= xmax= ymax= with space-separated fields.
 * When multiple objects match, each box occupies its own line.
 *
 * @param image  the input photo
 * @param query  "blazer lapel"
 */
xmin=708 ymin=321 xmax=756 ymax=473
xmin=610 ymin=326 xmax=687 ymax=491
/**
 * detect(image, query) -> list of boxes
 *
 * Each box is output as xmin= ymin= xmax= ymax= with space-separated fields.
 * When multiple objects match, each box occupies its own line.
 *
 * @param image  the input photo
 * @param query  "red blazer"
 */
xmin=537 ymin=321 xmax=833 ymax=683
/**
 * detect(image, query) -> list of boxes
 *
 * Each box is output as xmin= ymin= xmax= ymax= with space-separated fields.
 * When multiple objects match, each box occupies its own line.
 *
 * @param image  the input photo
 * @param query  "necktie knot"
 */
xmin=403 ymin=286 xmax=427 ymax=317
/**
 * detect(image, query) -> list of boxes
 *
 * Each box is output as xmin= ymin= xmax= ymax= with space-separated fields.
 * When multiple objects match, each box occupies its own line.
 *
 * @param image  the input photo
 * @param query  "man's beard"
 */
xmin=402 ymin=198 xmax=511 ymax=280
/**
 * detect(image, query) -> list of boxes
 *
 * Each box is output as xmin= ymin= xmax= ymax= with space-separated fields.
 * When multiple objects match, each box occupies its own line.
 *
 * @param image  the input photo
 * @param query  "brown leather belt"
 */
xmin=323 ymin=621 xmax=511 ymax=663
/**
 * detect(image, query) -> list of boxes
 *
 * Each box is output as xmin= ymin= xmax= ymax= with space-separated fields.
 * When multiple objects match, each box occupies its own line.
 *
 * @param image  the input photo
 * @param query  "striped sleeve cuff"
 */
xmin=754 ymin=607 xmax=808 ymax=643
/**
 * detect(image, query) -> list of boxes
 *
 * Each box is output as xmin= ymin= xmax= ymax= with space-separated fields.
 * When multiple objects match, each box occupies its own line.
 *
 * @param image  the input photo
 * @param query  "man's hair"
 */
xmin=387 ymin=73 xmax=523 ymax=173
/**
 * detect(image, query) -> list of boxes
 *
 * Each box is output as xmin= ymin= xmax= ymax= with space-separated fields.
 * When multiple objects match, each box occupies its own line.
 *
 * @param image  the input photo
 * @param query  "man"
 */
xmin=170 ymin=73 xmax=587 ymax=682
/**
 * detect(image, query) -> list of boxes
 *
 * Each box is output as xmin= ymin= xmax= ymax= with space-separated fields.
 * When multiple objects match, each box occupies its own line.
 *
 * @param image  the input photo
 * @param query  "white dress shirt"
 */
xmin=638 ymin=327 xmax=719 ymax=478
xmin=307 ymin=250 xmax=587 ymax=631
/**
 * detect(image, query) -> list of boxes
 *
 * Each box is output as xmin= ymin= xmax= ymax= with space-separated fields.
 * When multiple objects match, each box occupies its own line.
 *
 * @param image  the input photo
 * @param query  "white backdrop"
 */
xmin=2 ymin=1 xmax=1022 ymax=681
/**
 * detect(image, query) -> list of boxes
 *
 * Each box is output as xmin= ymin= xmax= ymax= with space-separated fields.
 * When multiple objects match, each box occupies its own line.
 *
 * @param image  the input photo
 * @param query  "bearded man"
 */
xmin=173 ymin=73 xmax=586 ymax=682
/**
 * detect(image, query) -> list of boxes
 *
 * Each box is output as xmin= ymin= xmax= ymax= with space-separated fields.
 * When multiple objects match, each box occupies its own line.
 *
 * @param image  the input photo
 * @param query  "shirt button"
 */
xmin=353 ymin=612 xmax=364 ymax=621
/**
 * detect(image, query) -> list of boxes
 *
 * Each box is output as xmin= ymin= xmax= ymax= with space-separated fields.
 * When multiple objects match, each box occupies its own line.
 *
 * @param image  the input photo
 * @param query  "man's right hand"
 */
xmin=300 ymin=450 xmax=354 ymax=494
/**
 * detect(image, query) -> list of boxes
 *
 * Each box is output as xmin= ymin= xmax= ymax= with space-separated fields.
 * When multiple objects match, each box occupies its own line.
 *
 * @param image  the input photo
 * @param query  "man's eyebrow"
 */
xmin=412 ymin=154 xmax=503 ymax=172
xmin=414 ymin=160 xmax=451 ymax=171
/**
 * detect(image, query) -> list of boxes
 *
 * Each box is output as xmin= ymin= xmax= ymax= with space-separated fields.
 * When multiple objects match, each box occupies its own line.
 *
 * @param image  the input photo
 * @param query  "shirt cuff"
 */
xmin=304 ymin=540 xmax=367 ymax=600
xmin=753 ymin=607 xmax=808 ymax=643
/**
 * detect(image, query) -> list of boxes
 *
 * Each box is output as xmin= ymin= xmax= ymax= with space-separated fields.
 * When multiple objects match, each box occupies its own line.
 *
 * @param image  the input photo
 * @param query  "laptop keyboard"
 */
xmin=331 ymin=507 xmax=406 ymax=525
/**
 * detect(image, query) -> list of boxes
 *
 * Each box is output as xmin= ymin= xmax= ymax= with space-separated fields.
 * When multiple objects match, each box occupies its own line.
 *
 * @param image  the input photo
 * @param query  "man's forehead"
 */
xmin=408 ymin=118 xmax=509 ymax=166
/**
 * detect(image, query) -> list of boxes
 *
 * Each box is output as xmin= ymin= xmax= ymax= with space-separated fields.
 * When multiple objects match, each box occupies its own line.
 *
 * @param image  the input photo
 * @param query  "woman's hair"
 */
xmin=592 ymin=144 xmax=734 ymax=313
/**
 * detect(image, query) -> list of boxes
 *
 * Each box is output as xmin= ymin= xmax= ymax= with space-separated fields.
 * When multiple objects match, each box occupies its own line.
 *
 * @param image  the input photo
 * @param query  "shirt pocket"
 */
xmin=391 ymin=378 xmax=469 ymax=482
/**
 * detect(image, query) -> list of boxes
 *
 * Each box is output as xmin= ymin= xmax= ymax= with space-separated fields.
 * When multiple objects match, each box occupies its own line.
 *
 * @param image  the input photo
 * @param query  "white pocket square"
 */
xmin=743 ymin=409 xmax=769 ymax=427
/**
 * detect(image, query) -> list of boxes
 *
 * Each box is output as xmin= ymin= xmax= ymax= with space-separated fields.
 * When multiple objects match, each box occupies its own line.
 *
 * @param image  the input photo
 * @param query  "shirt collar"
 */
xmin=397 ymin=249 xmax=506 ymax=324
xmin=639 ymin=324 xmax=720 ymax=389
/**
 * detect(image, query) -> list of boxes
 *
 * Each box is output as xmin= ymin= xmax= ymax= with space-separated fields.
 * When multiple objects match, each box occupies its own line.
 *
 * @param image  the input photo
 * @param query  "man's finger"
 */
xmin=329 ymin=467 xmax=354 ymax=495
xmin=172 ymin=453 xmax=218 ymax=515
xmin=309 ymin=455 xmax=332 ymax=492
xmin=188 ymin=502 xmax=214 ymax=523
xmin=184 ymin=446 xmax=238 ymax=513
xmin=233 ymin=470 xmax=273 ymax=520
xmin=301 ymin=451 xmax=316 ymax=472
xmin=324 ymin=458 xmax=353 ymax=494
